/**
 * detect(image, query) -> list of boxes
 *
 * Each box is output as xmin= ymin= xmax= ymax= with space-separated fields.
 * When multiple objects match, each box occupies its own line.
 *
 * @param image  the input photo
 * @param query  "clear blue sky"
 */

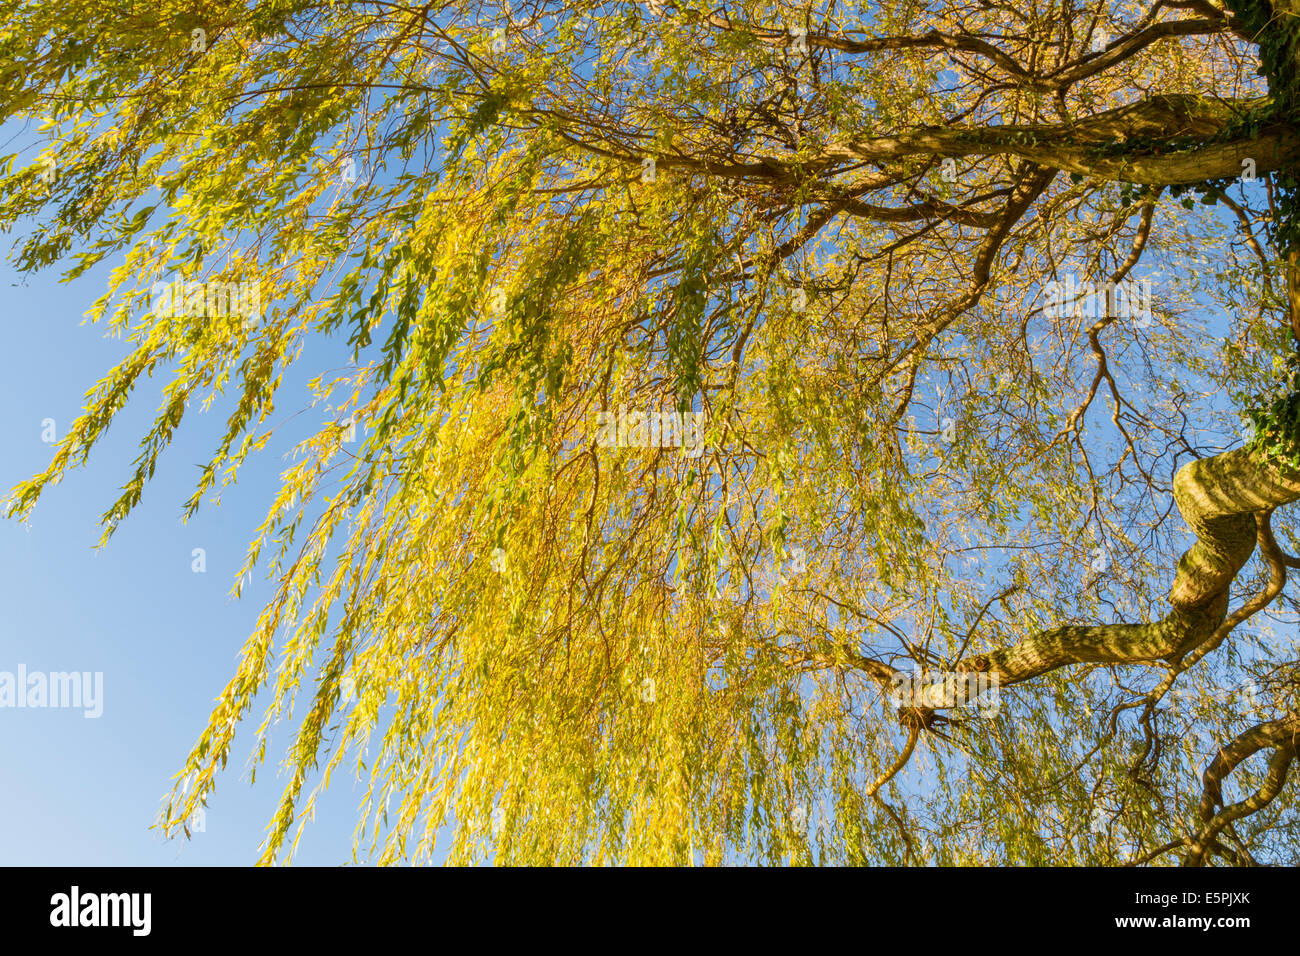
xmin=0 ymin=212 xmax=376 ymax=866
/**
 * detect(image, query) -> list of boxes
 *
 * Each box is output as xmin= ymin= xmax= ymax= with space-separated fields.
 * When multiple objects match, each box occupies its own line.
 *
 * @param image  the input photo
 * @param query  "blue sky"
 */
xmin=0 ymin=226 xmax=376 ymax=866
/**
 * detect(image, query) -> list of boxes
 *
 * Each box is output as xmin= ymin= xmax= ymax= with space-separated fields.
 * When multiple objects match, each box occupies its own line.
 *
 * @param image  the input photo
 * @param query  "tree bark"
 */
xmin=958 ymin=448 xmax=1300 ymax=686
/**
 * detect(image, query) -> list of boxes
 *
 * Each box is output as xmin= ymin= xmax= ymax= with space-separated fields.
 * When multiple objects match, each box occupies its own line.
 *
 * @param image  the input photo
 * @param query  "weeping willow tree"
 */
xmin=4 ymin=0 xmax=1300 ymax=865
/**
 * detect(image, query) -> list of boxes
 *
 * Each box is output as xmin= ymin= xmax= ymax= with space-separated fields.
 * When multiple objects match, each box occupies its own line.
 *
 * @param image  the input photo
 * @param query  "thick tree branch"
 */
xmin=1184 ymin=712 xmax=1300 ymax=865
xmin=557 ymin=94 xmax=1295 ymax=191
xmin=822 ymin=95 xmax=1298 ymax=186
xmin=958 ymin=449 xmax=1300 ymax=686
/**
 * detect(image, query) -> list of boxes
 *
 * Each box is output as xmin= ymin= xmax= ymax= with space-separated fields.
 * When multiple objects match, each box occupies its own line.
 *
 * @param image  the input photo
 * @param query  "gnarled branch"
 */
xmin=959 ymin=448 xmax=1300 ymax=686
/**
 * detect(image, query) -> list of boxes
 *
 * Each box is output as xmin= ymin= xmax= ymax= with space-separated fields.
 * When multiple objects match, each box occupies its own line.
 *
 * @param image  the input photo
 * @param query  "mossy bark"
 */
xmin=959 ymin=449 xmax=1300 ymax=685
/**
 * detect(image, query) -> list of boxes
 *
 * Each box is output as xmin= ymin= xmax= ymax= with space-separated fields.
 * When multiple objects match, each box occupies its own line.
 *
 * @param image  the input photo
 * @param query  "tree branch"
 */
xmin=959 ymin=449 xmax=1300 ymax=686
